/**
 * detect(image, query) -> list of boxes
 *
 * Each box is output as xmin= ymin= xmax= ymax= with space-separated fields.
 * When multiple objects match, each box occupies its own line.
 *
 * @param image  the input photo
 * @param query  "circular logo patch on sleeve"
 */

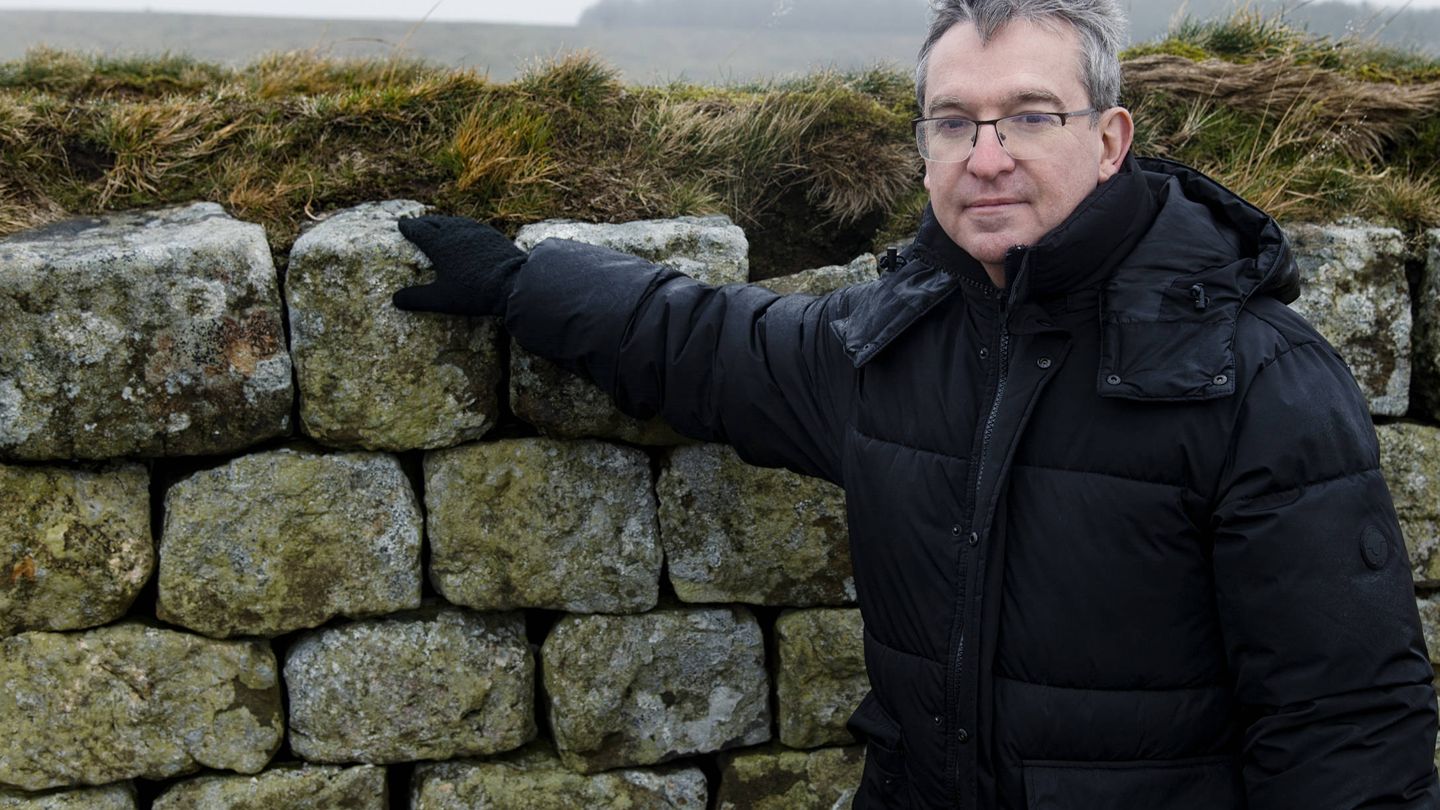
xmin=1360 ymin=526 xmax=1391 ymax=570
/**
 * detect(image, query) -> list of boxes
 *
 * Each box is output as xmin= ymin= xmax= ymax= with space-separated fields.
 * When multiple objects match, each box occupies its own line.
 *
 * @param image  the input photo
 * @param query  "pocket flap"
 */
xmin=1024 ymin=757 xmax=1243 ymax=810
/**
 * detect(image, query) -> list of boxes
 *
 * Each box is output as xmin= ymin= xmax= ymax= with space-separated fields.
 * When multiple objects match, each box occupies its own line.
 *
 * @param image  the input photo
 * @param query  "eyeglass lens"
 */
xmin=918 ymin=113 xmax=1076 ymax=162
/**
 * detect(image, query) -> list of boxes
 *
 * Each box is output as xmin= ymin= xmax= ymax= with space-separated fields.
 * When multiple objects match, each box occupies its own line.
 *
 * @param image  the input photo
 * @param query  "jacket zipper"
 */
xmin=949 ymin=290 xmax=1011 ymax=804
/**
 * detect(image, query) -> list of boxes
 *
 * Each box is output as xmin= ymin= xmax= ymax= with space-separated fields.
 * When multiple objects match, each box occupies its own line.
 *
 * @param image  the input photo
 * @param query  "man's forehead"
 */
xmin=921 ymin=18 xmax=1087 ymax=115
xmin=926 ymin=88 xmax=1066 ymax=115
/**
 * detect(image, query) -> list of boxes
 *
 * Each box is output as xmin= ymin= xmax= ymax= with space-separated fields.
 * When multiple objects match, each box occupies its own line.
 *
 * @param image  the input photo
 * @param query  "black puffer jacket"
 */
xmin=506 ymin=156 xmax=1439 ymax=809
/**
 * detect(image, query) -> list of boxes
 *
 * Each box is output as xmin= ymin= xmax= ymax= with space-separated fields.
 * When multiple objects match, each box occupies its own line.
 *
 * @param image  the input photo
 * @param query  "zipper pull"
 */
xmin=1190 ymin=283 xmax=1209 ymax=311
xmin=879 ymin=247 xmax=908 ymax=274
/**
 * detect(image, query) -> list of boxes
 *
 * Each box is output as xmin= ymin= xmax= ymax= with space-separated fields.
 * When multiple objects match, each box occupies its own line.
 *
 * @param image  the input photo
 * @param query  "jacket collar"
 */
xmin=832 ymin=156 xmax=1299 ymax=402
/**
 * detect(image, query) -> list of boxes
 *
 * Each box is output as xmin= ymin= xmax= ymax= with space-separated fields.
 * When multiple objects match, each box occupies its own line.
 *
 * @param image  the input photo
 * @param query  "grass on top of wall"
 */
xmin=0 ymin=10 xmax=1437 ymax=276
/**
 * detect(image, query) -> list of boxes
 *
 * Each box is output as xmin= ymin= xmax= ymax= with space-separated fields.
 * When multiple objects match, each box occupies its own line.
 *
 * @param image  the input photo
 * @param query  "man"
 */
xmin=393 ymin=0 xmax=1440 ymax=806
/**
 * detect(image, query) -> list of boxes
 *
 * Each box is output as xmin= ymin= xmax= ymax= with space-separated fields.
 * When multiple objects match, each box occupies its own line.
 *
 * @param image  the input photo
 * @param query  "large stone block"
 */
xmin=0 ymin=622 xmax=283 ymax=791
xmin=509 ymin=216 xmax=748 ymax=445
xmin=658 ymin=444 xmax=853 ymax=605
xmin=287 ymin=200 xmax=501 ymax=451
xmin=153 ymin=763 xmax=386 ymax=809
xmin=425 ymin=438 xmax=660 ymax=613
xmin=411 ymin=744 xmax=707 ymax=809
xmin=284 ymin=607 xmax=535 ymax=764
xmin=0 ymin=204 xmax=292 ymax=460
xmin=1420 ymin=596 xmax=1440 ymax=665
xmin=758 ymin=254 xmax=876 ymax=296
xmin=157 ymin=446 xmax=422 ymax=638
xmin=1377 ymin=424 xmax=1440 ymax=583
xmin=716 ymin=744 xmax=864 ymax=810
xmin=543 ymin=607 xmax=771 ymax=772
xmin=776 ymin=609 xmax=866 ymax=748
xmin=1414 ymin=230 xmax=1440 ymax=420
xmin=0 ymin=784 xmax=136 ymax=809
xmin=1 ymin=462 xmax=150 ymax=636
xmin=1287 ymin=222 xmax=1410 ymax=416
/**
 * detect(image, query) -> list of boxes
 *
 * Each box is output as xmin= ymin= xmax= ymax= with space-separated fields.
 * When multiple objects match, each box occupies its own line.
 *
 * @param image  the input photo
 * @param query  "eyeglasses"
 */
xmin=912 ymin=109 xmax=1097 ymax=162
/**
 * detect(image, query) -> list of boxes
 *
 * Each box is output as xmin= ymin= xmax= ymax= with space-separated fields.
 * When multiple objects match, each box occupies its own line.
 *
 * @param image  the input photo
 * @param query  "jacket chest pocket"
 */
xmin=1023 ymin=756 xmax=1244 ymax=810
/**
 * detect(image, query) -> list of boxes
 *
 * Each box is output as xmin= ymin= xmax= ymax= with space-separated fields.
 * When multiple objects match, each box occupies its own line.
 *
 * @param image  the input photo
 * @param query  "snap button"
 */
xmin=1036 ymin=357 xmax=1052 ymax=370
xmin=968 ymin=531 xmax=979 ymax=546
xmin=951 ymin=525 xmax=961 ymax=537
xmin=1212 ymin=374 xmax=1229 ymax=386
xmin=933 ymin=715 xmax=943 ymax=726
xmin=979 ymin=347 xmax=989 ymax=360
xmin=1106 ymin=374 xmax=1121 ymax=385
xmin=957 ymin=728 xmax=970 ymax=744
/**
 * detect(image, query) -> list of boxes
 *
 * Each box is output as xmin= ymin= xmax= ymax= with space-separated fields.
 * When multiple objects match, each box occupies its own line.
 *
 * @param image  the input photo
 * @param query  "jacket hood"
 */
xmin=833 ymin=156 xmax=1300 ymax=401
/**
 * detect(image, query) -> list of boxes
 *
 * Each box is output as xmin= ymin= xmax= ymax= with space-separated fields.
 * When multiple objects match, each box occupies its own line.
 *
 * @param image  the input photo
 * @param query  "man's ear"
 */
xmin=1096 ymin=107 xmax=1134 ymax=183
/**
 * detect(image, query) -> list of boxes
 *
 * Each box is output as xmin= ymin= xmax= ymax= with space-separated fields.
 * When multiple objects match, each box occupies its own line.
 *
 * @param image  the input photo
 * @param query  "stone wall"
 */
xmin=1 ymin=202 xmax=1437 ymax=807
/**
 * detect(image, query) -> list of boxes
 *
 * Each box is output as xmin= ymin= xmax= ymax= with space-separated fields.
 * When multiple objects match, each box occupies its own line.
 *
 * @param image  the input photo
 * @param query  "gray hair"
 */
xmin=914 ymin=0 xmax=1127 ymax=114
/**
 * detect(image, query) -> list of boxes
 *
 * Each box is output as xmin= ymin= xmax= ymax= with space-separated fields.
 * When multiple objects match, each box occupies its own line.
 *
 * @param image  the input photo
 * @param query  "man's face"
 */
xmin=921 ymin=19 xmax=1128 ymax=274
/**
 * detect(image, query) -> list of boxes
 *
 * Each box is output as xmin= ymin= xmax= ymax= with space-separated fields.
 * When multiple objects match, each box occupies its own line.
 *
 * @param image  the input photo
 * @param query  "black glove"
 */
xmin=393 ymin=215 xmax=526 ymax=317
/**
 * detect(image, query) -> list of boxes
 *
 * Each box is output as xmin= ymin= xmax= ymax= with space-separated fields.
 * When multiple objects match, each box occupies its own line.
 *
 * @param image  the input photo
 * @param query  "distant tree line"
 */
xmin=578 ymin=0 xmax=1439 ymax=54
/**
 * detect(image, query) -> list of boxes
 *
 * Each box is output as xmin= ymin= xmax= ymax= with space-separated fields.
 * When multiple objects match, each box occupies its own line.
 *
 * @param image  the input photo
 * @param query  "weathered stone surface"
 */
xmin=509 ymin=215 xmax=748 ymax=445
xmin=776 ymin=609 xmax=866 ymax=748
xmin=0 ymin=622 xmax=283 ymax=791
xmin=513 ymin=216 xmax=749 ymax=284
xmin=658 ymin=444 xmax=853 ymax=605
xmin=759 ymin=254 xmax=876 ymax=296
xmin=0 ymin=783 xmax=136 ymax=809
xmin=157 ymin=446 xmax=421 ymax=638
xmin=153 ymin=763 xmax=385 ymax=809
xmin=1414 ymin=230 xmax=1440 ymax=420
xmin=543 ymin=607 xmax=771 ymax=772
xmin=411 ymin=744 xmax=707 ymax=809
xmin=716 ymin=744 xmax=864 ymax=810
xmin=1287 ymin=221 xmax=1410 ymax=416
xmin=1377 ymin=424 xmax=1440 ymax=583
xmin=285 ymin=606 xmax=535 ymax=764
xmin=1420 ymin=596 xmax=1440 ymax=665
xmin=0 ymin=204 xmax=292 ymax=460
xmin=425 ymin=438 xmax=660 ymax=613
xmin=287 ymin=200 xmax=500 ymax=451
xmin=1 ymin=463 xmax=150 ymax=636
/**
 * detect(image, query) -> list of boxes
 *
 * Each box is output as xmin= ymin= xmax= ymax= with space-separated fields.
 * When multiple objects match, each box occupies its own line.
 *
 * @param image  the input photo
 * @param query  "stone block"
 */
xmin=411 ymin=744 xmax=707 ymax=809
xmin=543 ymin=607 xmax=770 ymax=772
xmin=1377 ymin=424 xmax=1440 ymax=582
xmin=287 ymin=200 xmax=501 ymax=451
xmin=716 ymin=744 xmax=864 ymax=810
xmin=776 ymin=609 xmax=866 ymax=748
xmin=0 ymin=204 xmax=291 ymax=460
xmin=425 ymin=438 xmax=660 ymax=613
xmin=1287 ymin=222 xmax=1410 ymax=416
xmin=658 ymin=444 xmax=853 ymax=605
xmin=1413 ymin=230 xmax=1440 ymax=419
xmin=0 ymin=784 xmax=136 ymax=809
xmin=758 ymin=254 xmax=876 ymax=296
xmin=153 ymin=763 xmax=385 ymax=809
xmin=0 ymin=622 xmax=283 ymax=791
xmin=284 ymin=607 xmax=534 ymax=764
xmin=1419 ymin=596 xmax=1440 ymax=666
xmin=1 ymin=462 xmax=150 ymax=636
xmin=157 ymin=446 xmax=422 ymax=638
xmin=509 ymin=216 xmax=748 ymax=444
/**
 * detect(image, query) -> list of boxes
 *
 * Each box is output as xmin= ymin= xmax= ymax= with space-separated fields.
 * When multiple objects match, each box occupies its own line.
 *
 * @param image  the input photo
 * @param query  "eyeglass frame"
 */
xmin=911 ymin=108 xmax=1101 ymax=162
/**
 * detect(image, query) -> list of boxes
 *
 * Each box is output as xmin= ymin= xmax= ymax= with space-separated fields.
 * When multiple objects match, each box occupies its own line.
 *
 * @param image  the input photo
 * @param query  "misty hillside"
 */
xmin=579 ymin=0 xmax=1440 ymax=53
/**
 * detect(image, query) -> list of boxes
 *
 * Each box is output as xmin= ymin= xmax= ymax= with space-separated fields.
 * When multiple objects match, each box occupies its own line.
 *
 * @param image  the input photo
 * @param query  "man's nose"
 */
xmin=967 ymin=122 xmax=1014 ymax=177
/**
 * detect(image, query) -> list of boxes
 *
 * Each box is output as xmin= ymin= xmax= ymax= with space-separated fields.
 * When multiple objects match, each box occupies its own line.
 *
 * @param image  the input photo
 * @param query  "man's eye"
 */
xmin=935 ymin=119 xmax=973 ymax=136
xmin=1013 ymin=113 xmax=1058 ymax=127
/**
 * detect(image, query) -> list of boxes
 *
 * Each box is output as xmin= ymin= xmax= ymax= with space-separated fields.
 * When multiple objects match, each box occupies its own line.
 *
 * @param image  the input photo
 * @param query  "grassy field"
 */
xmin=0 ymin=11 xmax=1436 ymax=278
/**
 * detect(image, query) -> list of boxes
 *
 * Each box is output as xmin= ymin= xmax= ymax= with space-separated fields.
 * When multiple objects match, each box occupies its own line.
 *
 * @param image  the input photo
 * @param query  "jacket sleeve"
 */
xmin=1212 ymin=338 xmax=1439 ymax=808
xmin=503 ymin=237 xmax=860 ymax=483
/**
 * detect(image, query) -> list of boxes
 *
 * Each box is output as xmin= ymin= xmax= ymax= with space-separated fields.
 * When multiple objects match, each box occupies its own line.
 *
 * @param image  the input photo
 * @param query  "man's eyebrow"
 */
xmin=925 ymin=89 xmax=1067 ymax=116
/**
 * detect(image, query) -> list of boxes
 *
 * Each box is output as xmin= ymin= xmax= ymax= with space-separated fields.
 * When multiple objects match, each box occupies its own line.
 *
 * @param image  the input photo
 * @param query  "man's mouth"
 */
xmin=967 ymin=198 xmax=1022 ymax=209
